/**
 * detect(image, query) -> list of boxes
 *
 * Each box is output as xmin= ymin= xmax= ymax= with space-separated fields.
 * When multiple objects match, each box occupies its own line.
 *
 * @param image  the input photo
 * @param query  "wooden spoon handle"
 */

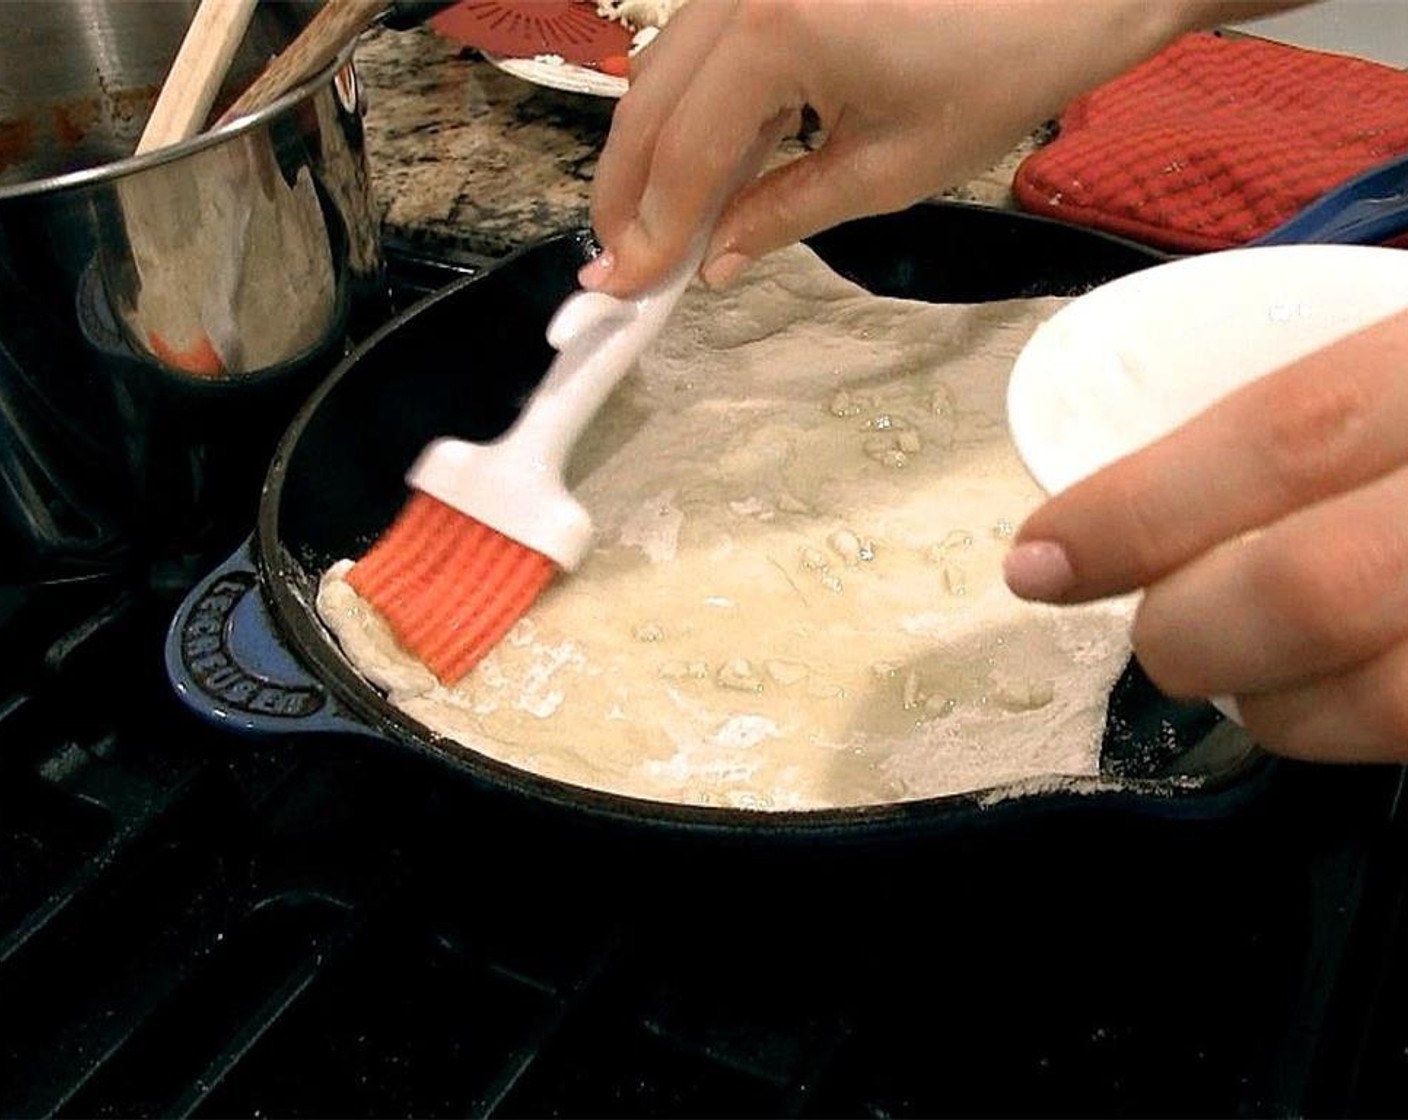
xmin=217 ymin=0 xmax=387 ymax=125
xmin=136 ymin=0 xmax=260 ymax=154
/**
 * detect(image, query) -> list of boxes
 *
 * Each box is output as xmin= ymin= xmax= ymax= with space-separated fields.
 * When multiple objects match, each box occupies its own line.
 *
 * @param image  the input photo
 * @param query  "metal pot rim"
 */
xmin=0 ymin=39 xmax=358 ymax=202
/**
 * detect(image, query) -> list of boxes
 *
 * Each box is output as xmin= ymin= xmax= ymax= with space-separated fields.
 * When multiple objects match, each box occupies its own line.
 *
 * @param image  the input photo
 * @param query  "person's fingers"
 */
xmin=624 ymin=30 xmax=659 ymax=83
xmin=1127 ymin=461 xmax=1408 ymax=701
xmin=586 ymin=28 xmax=804 ymax=293
xmin=1006 ymin=310 xmax=1408 ymax=603
xmin=588 ymin=0 xmax=737 ymax=252
xmin=699 ymin=125 xmax=942 ymax=288
xmin=622 ymin=7 xmax=691 ymax=86
xmin=1233 ymin=638 xmax=1408 ymax=763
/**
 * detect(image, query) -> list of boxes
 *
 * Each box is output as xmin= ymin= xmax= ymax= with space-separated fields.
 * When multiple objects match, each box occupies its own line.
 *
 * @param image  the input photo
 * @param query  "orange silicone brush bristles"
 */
xmin=346 ymin=492 xmax=558 ymax=684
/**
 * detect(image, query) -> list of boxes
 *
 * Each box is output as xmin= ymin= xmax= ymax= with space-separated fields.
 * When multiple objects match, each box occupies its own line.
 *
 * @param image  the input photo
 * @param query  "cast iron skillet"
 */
xmin=165 ymin=201 xmax=1274 ymax=843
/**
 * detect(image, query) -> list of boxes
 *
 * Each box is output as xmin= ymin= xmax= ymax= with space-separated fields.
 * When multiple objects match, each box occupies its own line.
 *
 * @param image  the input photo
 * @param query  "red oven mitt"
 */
xmin=1012 ymin=32 xmax=1408 ymax=252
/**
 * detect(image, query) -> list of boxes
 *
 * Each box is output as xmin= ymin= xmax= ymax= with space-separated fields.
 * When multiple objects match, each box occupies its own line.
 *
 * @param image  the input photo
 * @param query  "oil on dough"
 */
xmin=317 ymin=244 xmax=1137 ymax=811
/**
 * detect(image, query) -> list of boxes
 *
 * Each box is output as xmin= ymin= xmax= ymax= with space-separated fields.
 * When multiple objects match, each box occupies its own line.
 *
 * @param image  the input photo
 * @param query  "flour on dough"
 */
xmin=317 ymin=244 xmax=1136 ymax=811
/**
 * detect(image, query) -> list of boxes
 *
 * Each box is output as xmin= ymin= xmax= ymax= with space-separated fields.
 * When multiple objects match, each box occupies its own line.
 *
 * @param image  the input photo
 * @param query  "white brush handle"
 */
xmin=410 ymin=128 xmax=784 ymax=570
xmin=408 ymin=242 xmax=703 ymax=571
xmin=529 ymin=243 xmax=703 ymax=464
xmin=137 ymin=0 xmax=259 ymax=154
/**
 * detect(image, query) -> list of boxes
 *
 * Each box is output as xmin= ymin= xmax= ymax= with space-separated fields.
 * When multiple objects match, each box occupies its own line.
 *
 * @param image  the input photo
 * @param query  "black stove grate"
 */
xmin=3 ymin=570 xmax=1406 ymax=1120
xmin=4 ymin=249 xmax=1408 ymax=1118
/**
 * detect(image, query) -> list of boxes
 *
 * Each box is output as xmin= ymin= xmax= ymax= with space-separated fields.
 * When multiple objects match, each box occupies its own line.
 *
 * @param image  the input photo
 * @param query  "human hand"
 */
xmin=581 ymin=0 xmax=1226 ymax=296
xmin=1003 ymin=310 xmax=1408 ymax=761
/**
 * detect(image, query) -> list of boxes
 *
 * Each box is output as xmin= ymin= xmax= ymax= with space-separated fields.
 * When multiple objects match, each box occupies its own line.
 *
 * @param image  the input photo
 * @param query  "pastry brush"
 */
xmin=347 ymin=122 xmax=786 ymax=683
xmin=346 ymin=243 xmax=701 ymax=683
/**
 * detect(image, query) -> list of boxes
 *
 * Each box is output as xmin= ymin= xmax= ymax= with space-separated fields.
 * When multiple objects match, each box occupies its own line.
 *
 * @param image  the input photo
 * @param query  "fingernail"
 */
xmin=1003 ymin=540 xmax=1076 ymax=601
xmin=577 ymin=248 xmax=615 ymax=290
xmin=701 ymin=251 xmax=750 ymax=289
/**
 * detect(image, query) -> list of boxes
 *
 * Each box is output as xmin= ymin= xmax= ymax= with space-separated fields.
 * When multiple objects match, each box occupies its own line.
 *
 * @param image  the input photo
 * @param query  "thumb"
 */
xmin=583 ymin=108 xmax=802 ymax=295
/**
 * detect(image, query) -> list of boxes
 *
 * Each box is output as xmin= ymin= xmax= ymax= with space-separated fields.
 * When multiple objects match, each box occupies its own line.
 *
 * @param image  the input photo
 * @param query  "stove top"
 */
xmin=4 ymin=246 xmax=1408 ymax=1118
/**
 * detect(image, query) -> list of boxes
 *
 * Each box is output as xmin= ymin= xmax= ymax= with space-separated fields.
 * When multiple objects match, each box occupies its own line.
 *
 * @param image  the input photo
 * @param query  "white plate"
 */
xmin=1007 ymin=243 xmax=1408 ymax=724
xmin=484 ymin=52 xmax=628 ymax=98
xmin=1008 ymin=244 xmax=1408 ymax=498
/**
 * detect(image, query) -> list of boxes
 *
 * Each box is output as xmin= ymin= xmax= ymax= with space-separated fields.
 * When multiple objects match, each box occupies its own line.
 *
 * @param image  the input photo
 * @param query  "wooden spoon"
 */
xmin=217 ymin=0 xmax=387 ymax=126
xmin=137 ymin=0 xmax=260 ymax=154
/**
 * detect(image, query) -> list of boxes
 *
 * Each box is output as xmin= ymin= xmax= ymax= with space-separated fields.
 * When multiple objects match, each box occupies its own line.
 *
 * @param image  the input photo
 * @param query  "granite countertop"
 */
xmin=354 ymin=24 xmax=1038 ymax=262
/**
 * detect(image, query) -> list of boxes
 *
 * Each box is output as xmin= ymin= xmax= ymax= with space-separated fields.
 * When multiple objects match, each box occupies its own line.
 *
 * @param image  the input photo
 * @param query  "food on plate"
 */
xmin=595 ymin=0 xmax=688 ymax=58
xmin=596 ymin=1 xmax=689 ymax=32
xmin=317 ymin=244 xmax=1136 ymax=811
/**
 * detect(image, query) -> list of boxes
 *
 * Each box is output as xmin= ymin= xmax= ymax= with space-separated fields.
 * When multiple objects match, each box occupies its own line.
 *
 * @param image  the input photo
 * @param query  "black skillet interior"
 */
xmin=260 ymin=201 xmax=1266 ymax=842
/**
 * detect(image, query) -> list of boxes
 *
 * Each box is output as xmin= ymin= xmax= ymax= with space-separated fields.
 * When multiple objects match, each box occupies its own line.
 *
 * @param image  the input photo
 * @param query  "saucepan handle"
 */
xmin=165 ymin=537 xmax=373 ymax=737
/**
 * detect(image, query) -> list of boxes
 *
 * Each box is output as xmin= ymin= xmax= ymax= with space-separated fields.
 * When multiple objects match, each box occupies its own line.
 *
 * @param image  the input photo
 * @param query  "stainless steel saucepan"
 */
xmin=0 ymin=0 xmax=384 ymax=582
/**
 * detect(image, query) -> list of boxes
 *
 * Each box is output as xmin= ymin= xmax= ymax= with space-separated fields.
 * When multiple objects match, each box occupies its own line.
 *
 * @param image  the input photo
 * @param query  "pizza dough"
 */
xmin=316 ymin=244 xmax=1136 ymax=811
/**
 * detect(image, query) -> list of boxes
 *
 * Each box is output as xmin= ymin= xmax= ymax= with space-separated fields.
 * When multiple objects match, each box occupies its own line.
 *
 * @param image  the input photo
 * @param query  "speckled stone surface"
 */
xmin=355 ymin=24 xmax=611 ymax=259
xmin=355 ymin=23 xmax=1038 ymax=261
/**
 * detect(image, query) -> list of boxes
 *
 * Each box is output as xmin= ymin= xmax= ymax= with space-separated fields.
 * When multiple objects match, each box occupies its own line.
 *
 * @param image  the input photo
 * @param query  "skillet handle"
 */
xmin=165 ymin=537 xmax=372 ymax=736
xmin=1255 ymin=151 xmax=1408 ymax=247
